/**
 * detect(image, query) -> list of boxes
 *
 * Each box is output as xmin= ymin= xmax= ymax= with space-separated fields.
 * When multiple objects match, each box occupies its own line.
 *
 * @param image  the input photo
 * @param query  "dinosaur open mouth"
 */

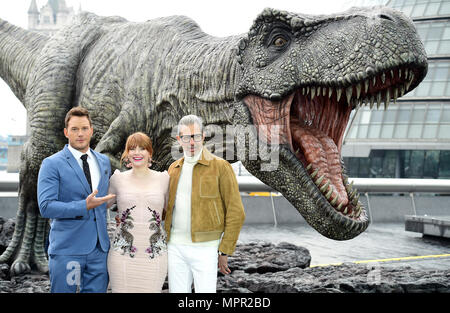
xmin=244 ymin=67 xmax=416 ymax=220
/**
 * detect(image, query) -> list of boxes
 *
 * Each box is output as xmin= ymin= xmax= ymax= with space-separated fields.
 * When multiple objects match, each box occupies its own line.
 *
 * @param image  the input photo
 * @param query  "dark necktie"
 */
xmin=80 ymin=154 xmax=92 ymax=192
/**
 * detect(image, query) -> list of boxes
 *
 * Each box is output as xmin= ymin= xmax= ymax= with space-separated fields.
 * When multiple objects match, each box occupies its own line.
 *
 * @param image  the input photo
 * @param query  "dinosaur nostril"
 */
xmin=377 ymin=14 xmax=394 ymax=22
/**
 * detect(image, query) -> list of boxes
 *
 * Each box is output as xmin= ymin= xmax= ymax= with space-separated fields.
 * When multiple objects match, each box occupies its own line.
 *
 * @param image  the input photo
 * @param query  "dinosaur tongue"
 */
xmin=290 ymin=116 xmax=348 ymax=207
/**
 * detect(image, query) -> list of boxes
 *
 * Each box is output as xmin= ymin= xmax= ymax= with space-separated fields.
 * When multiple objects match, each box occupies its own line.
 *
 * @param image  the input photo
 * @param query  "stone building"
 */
xmin=28 ymin=0 xmax=77 ymax=36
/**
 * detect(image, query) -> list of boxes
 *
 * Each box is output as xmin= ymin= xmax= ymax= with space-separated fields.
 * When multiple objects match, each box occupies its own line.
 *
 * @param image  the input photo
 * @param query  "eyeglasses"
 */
xmin=180 ymin=133 xmax=203 ymax=143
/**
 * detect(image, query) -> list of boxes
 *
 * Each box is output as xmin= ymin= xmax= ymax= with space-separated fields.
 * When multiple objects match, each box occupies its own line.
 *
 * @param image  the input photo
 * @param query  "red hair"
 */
xmin=121 ymin=132 xmax=153 ymax=164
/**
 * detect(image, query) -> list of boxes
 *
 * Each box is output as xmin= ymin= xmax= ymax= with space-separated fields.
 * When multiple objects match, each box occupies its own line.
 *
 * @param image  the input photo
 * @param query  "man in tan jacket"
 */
xmin=164 ymin=114 xmax=245 ymax=293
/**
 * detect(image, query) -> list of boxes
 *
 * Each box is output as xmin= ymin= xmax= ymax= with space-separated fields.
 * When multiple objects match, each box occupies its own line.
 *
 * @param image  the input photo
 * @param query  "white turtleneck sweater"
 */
xmin=169 ymin=148 xmax=220 ymax=247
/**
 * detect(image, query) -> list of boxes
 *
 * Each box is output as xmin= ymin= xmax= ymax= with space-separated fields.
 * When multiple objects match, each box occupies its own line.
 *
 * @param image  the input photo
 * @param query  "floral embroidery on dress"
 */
xmin=145 ymin=207 xmax=167 ymax=259
xmin=113 ymin=205 xmax=137 ymax=258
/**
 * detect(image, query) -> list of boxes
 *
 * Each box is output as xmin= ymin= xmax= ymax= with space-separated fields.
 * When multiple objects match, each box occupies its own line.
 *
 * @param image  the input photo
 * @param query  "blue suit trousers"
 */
xmin=48 ymin=241 xmax=109 ymax=293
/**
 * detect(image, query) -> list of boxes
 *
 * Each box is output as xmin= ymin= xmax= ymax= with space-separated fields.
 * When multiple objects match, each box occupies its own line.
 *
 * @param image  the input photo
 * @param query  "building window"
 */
xmin=344 ymin=150 xmax=450 ymax=179
xmin=439 ymin=151 xmax=450 ymax=178
xmin=424 ymin=150 xmax=439 ymax=178
xmin=441 ymin=1 xmax=450 ymax=15
xmin=425 ymin=2 xmax=440 ymax=16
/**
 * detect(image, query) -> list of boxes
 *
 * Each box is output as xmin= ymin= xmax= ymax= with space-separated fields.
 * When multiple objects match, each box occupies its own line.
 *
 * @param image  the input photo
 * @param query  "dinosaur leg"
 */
xmin=0 ymin=142 xmax=38 ymax=274
xmin=0 ymin=119 xmax=64 ymax=275
xmin=10 ymin=201 xmax=37 ymax=275
xmin=0 ymin=194 xmax=26 ymax=267
xmin=3 ymin=140 xmax=52 ymax=275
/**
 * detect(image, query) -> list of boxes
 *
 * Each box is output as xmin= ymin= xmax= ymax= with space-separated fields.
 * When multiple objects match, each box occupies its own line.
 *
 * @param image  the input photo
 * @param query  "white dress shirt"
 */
xmin=67 ymin=144 xmax=101 ymax=192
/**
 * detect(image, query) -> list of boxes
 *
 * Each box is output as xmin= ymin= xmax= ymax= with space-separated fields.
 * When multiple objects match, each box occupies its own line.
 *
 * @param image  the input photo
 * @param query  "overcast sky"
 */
xmin=0 ymin=0 xmax=379 ymax=137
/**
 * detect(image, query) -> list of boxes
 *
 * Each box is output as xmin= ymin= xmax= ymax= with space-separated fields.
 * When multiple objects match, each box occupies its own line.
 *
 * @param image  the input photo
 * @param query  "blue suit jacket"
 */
xmin=37 ymin=144 xmax=111 ymax=255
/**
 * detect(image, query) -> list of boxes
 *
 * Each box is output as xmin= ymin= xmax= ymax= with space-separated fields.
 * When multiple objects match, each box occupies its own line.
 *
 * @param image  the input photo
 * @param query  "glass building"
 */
xmin=342 ymin=0 xmax=450 ymax=179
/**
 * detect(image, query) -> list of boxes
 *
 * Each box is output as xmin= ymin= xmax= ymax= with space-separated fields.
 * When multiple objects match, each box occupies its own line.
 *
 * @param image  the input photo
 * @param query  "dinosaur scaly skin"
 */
xmin=0 ymin=6 xmax=427 ymax=274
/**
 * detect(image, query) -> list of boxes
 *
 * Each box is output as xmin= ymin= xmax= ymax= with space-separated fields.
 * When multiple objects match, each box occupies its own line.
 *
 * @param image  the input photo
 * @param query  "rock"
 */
xmin=1 ymin=222 xmax=449 ymax=293
xmin=225 ymin=241 xmax=311 ymax=275
xmin=218 ymin=262 xmax=450 ymax=293
xmin=0 ymin=263 xmax=9 ymax=280
xmin=217 ymin=241 xmax=450 ymax=293
xmin=0 ymin=217 xmax=15 ymax=253
xmin=0 ymin=272 xmax=50 ymax=293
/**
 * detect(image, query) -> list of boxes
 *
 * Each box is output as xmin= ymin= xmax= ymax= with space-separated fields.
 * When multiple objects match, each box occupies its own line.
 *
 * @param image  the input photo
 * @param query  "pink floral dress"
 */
xmin=107 ymin=169 xmax=169 ymax=293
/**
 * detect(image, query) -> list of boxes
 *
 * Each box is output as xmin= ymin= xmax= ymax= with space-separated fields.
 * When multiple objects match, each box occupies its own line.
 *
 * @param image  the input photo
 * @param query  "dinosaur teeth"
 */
xmin=343 ymin=175 xmax=349 ymax=185
xmin=330 ymin=194 xmax=339 ymax=206
xmin=351 ymin=194 xmax=360 ymax=206
xmin=346 ymin=86 xmax=353 ymax=105
xmin=320 ymin=180 xmax=330 ymax=193
xmin=325 ymin=187 xmax=333 ymax=200
xmin=356 ymin=83 xmax=361 ymax=99
xmin=359 ymin=98 xmax=364 ymax=108
xmin=376 ymin=92 xmax=381 ymax=109
xmin=315 ymin=174 xmax=325 ymax=186
xmin=355 ymin=206 xmax=362 ymax=217
xmin=406 ymin=79 xmax=412 ymax=91
xmin=311 ymin=168 xmax=319 ymax=179
xmin=306 ymin=163 xmax=312 ymax=171
xmin=384 ymin=89 xmax=390 ymax=110
xmin=336 ymin=88 xmax=342 ymax=102
xmin=399 ymin=84 xmax=405 ymax=97
xmin=364 ymin=80 xmax=369 ymax=93
xmin=349 ymin=188 xmax=358 ymax=200
xmin=393 ymin=87 xmax=398 ymax=105
xmin=346 ymin=180 xmax=354 ymax=192
xmin=369 ymin=96 xmax=375 ymax=109
xmin=407 ymin=72 xmax=414 ymax=90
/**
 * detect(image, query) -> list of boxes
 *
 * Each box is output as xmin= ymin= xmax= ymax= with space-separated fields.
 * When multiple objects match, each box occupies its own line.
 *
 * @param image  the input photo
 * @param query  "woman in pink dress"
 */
xmin=107 ymin=132 xmax=169 ymax=292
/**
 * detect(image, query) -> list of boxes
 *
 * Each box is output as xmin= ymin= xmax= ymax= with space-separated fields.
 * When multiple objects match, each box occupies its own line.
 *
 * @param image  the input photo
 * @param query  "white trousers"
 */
xmin=168 ymin=243 xmax=218 ymax=293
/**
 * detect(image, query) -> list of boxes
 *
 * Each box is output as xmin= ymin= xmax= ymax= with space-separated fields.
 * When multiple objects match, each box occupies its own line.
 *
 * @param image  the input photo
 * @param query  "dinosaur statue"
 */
xmin=0 ymin=6 xmax=427 ymax=275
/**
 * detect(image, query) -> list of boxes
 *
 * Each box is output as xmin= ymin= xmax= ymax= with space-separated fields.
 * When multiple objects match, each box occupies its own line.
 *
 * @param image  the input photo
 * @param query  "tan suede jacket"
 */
xmin=164 ymin=147 xmax=245 ymax=255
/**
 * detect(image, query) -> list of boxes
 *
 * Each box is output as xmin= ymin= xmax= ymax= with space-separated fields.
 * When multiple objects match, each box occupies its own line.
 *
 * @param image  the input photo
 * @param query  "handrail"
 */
xmin=1 ymin=174 xmax=450 ymax=194
xmin=235 ymin=176 xmax=450 ymax=194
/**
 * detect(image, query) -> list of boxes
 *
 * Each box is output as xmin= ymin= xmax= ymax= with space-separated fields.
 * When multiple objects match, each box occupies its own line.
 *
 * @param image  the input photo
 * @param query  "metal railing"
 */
xmin=237 ymin=176 xmax=450 ymax=193
xmin=2 ymin=174 xmax=449 ymax=194
xmin=1 ymin=175 xmax=449 ymax=223
xmin=235 ymin=176 xmax=450 ymax=225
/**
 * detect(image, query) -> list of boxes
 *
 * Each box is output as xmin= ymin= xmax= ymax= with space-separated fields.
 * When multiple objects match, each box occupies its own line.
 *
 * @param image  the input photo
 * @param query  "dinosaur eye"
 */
xmin=273 ymin=36 xmax=288 ymax=47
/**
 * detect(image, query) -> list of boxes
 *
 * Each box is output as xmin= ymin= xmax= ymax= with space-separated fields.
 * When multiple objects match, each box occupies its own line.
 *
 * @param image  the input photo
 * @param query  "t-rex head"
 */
xmin=232 ymin=7 xmax=427 ymax=240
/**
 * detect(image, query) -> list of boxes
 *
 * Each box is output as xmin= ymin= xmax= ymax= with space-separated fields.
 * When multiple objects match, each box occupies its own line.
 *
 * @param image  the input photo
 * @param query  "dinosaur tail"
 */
xmin=0 ymin=18 xmax=49 ymax=106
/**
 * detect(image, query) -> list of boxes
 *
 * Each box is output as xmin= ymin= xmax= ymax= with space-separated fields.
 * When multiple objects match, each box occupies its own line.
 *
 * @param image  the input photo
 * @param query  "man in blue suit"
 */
xmin=38 ymin=107 xmax=115 ymax=293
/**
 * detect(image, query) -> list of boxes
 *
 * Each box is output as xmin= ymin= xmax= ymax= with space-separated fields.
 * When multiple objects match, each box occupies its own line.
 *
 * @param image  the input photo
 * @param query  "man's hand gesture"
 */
xmin=86 ymin=189 xmax=116 ymax=210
